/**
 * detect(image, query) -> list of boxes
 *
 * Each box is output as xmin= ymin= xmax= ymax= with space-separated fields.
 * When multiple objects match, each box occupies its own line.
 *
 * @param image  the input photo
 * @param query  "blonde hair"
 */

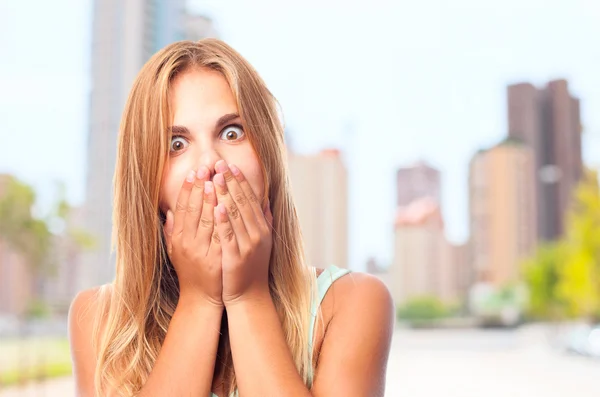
xmin=93 ymin=39 xmax=316 ymax=396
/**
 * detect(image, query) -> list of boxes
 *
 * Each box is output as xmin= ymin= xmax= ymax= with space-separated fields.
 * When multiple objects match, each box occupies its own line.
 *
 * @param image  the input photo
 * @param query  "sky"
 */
xmin=0 ymin=0 xmax=599 ymax=270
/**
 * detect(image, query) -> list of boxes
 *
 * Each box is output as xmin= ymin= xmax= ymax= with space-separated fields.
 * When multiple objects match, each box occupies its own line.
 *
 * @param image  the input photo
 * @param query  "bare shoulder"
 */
xmin=321 ymin=270 xmax=394 ymax=317
xmin=68 ymin=284 xmax=113 ymax=396
xmin=311 ymin=271 xmax=395 ymax=396
xmin=69 ymin=284 xmax=112 ymax=337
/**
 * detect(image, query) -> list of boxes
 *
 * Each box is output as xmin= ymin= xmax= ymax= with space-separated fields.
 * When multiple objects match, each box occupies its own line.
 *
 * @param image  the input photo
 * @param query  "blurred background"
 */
xmin=1 ymin=0 xmax=600 ymax=396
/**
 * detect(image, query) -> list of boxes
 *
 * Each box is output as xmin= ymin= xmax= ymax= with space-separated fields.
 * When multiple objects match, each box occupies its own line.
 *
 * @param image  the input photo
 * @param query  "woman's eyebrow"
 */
xmin=215 ymin=112 xmax=241 ymax=129
xmin=170 ymin=125 xmax=191 ymax=135
xmin=169 ymin=113 xmax=240 ymax=135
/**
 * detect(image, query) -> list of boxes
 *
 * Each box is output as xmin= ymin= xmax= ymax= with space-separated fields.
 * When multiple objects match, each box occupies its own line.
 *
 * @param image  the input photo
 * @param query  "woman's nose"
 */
xmin=197 ymin=149 xmax=221 ymax=179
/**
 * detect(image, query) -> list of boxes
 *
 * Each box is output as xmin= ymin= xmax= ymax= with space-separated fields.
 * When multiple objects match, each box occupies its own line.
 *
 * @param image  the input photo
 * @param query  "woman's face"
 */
xmin=159 ymin=68 xmax=265 ymax=215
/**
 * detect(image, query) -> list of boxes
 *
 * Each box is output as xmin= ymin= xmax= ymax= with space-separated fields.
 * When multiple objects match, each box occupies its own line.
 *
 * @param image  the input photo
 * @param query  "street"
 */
xmin=386 ymin=324 xmax=600 ymax=396
xmin=2 ymin=324 xmax=600 ymax=396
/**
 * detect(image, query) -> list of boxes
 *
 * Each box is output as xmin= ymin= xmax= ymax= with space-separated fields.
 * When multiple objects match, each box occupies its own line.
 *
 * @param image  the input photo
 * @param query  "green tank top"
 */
xmin=210 ymin=265 xmax=351 ymax=397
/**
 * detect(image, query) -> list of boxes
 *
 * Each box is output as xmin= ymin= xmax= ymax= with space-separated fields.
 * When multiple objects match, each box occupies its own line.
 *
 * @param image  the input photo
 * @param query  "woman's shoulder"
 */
xmin=68 ymin=284 xmax=113 ymax=393
xmin=309 ymin=266 xmax=394 ymax=389
xmin=68 ymin=284 xmax=113 ymax=351
xmin=69 ymin=284 xmax=113 ymax=325
xmin=312 ymin=266 xmax=394 ymax=329
xmin=314 ymin=266 xmax=392 ymax=305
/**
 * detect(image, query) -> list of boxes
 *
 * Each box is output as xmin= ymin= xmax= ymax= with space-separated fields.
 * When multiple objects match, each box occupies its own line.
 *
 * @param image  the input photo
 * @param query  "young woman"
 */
xmin=68 ymin=38 xmax=394 ymax=397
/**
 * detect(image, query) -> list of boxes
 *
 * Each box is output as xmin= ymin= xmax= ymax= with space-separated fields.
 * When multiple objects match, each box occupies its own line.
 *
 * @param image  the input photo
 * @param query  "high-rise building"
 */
xmin=469 ymin=139 xmax=537 ymax=286
xmin=82 ymin=0 xmax=190 ymax=289
xmin=396 ymin=161 xmax=441 ymax=207
xmin=507 ymin=79 xmax=583 ymax=241
xmin=288 ymin=149 xmax=348 ymax=269
xmin=391 ymin=198 xmax=455 ymax=304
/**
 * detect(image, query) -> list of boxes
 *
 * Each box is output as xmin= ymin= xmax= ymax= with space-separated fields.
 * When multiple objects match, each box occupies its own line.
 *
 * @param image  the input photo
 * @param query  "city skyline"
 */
xmin=1 ymin=0 xmax=599 ymax=271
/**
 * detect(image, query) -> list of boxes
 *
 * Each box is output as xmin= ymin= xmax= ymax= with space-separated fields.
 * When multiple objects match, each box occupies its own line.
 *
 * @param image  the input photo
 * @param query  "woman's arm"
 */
xmin=69 ymin=289 xmax=223 ymax=397
xmin=70 ymin=169 xmax=226 ymax=396
xmin=211 ymin=161 xmax=394 ymax=396
xmin=138 ymin=297 xmax=223 ymax=397
xmin=226 ymin=274 xmax=394 ymax=397
xmin=139 ymin=172 xmax=224 ymax=397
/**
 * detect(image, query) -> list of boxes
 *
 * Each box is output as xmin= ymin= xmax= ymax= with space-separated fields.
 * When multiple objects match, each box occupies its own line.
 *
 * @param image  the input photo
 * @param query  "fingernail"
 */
xmin=204 ymin=181 xmax=213 ymax=194
xmin=214 ymin=173 xmax=225 ymax=186
xmin=186 ymin=170 xmax=196 ymax=182
xmin=229 ymin=164 xmax=240 ymax=176
xmin=167 ymin=209 xmax=173 ymax=220
xmin=218 ymin=203 xmax=227 ymax=215
xmin=215 ymin=160 xmax=228 ymax=173
xmin=196 ymin=166 xmax=208 ymax=179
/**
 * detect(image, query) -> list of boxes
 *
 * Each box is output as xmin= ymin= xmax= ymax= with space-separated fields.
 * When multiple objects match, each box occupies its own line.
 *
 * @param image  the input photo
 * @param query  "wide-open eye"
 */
xmin=219 ymin=125 xmax=245 ymax=141
xmin=170 ymin=136 xmax=189 ymax=152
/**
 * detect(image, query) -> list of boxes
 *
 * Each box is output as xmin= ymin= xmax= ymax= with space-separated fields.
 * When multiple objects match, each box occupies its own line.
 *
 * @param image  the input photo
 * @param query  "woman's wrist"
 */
xmin=223 ymin=288 xmax=272 ymax=309
xmin=177 ymin=291 xmax=224 ymax=312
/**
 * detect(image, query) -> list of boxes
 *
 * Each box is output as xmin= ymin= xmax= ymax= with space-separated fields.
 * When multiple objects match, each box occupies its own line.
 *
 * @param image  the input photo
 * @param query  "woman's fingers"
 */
xmin=214 ymin=203 xmax=239 ymax=255
xmin=183 ymin=166 xmax=209 ymax=239
xmin=163 ymin=210 xmax=174 ymax=255
xmin=214 ymin=161 xmax=250 ymax=245
xmin=229 ymin=163 xmax=269 ymax=233
xmin=172 ymin=170 xmax=196 ymax=240
xmin=195 ymin=180 xmax=217 ymax=251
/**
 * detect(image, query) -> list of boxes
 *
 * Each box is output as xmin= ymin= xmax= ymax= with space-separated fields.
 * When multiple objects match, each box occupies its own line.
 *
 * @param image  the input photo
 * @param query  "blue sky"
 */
xmin=0 ymin=0 xmax=599 ymax=270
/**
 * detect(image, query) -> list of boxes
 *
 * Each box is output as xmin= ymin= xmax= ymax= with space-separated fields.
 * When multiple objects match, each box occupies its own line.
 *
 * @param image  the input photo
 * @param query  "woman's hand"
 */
xmin=213 ymin=160 xmax=273 ymax=306
xmin=163 ymin=166 xmax=223 ymax=307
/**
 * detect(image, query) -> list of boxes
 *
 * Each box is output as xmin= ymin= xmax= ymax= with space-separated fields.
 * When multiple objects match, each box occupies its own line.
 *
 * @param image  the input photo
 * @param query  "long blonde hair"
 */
xmin=93 ymin=39 xmax=315 ymax=396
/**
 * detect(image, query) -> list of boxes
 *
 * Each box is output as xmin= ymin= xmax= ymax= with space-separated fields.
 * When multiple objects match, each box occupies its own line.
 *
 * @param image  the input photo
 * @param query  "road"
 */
xmin=385 ymin=324 xmax=600 ymax=396
xmin=2 ymin=324 xmax=599 ymax=396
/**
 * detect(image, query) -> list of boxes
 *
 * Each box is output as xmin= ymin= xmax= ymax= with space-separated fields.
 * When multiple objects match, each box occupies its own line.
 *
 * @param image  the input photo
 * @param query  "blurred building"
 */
xmin=0 ymin=240 xmax=32 ymax=316
xmin=507 ymin=79 xmax=583 ymax=242
xmin=396 ymin=161 xmax=441 ymax=207
xmin=83 ymin=1 xmax=216 ymax=289
xmin=448 ymin=242 xmax=471 ymax=305
xmin=469 ymin=139 xmax=537 ymax=286
xmin=391 ymin=198 xmax=463 ymax=304
xmin=183 ymin=14 xmax=218 ymax=41
xmin=0 ymin=174 xmax=33 ymax=316
xmin=42 ymin=206 xmax=87 ymax=314
xmin=288 ymin=149 xmax=348 ymax=269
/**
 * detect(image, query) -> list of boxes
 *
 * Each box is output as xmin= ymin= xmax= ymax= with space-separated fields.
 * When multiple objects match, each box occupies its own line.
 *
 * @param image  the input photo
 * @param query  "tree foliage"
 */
xmin=524 ymin=170 xmax=600 ymax=320
xmin=0 ymin=176 xmax=51 ymax=273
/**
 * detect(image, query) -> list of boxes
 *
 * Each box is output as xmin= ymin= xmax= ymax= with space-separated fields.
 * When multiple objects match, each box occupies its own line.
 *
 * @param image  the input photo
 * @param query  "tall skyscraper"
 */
xmin=507 ymin=79 xmax=583 ymax=241
xmin=288 ymin=149 xmax=348 ymax=269
xmin=396 ymin=161 xmax=441 ymax=207
xmin=391 ymin=197 xmax=458 ymax=304
xmin=82 ymin=0 xmax=188 ymax=289
xmin=469 ymin=139 xmax=537 ymax=286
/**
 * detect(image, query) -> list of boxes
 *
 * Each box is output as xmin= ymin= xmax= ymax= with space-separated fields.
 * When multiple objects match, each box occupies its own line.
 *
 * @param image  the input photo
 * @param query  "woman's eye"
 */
xmin=219 ymin=125 xmax=245 ymax=141
xmin=170 ymin=136 xmax=189 ymax=152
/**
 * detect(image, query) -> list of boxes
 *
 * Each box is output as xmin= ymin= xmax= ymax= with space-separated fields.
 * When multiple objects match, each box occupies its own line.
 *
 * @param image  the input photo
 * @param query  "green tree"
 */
xmin=523 ymin=242 xmax=565 ymax=319
xmin=0 ymin=176 xmax=94 ymax=317
xmin=523 ymin=170 xmax=600 ymax=321
xmin=0 ymin=176 xmax=52 ymax=283
xmin=397 ymin=296 xmax=449 ymax=322
xmin=556 ymin=170 xmax=600 ymax=320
